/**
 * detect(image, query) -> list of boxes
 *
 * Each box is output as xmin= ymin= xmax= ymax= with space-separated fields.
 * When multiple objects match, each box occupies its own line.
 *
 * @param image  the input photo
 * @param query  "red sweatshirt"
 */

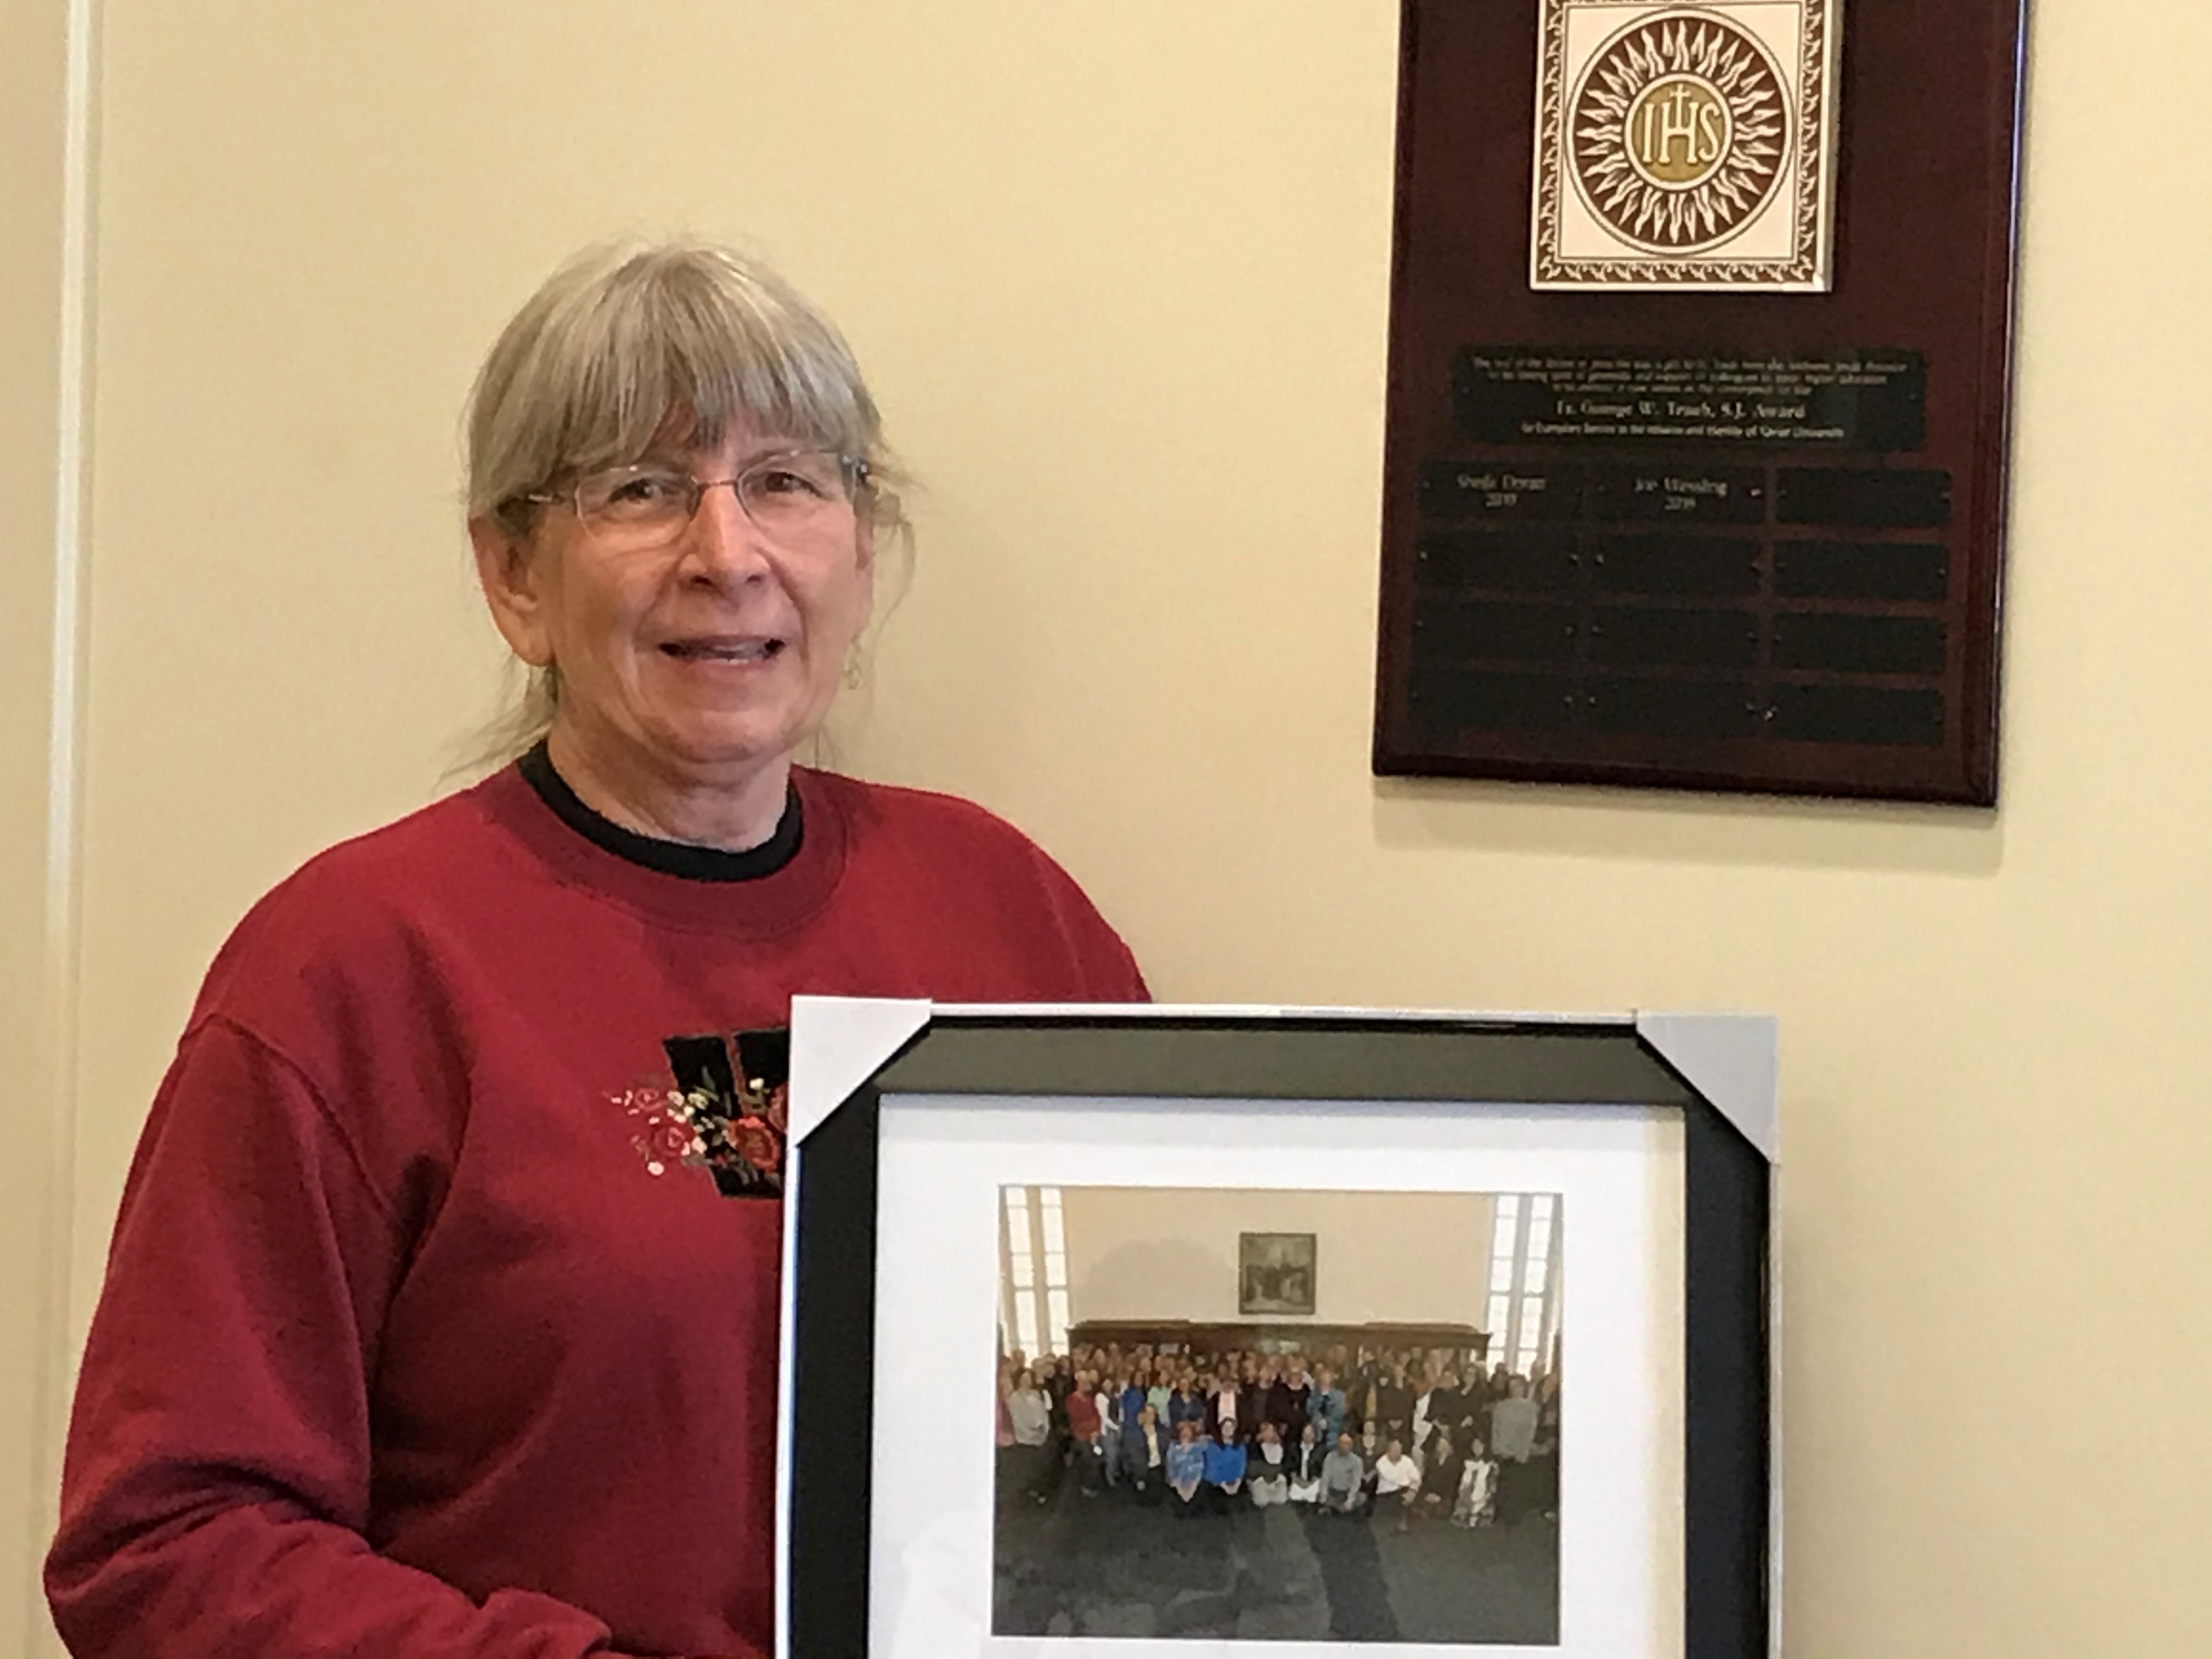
xmin=47 ymin=763 xmax=1144 ymax=1659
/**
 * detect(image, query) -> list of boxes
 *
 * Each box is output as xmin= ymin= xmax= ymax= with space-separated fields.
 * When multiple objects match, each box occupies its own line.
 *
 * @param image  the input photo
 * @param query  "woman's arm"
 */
xmin=46 ymin=1020 xmax=732 ymax=1659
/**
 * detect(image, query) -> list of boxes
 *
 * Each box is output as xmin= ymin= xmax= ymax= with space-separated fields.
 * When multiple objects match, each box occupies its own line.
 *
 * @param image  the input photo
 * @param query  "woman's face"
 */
xmin=476 ymin=422 xmax=873 ymax=795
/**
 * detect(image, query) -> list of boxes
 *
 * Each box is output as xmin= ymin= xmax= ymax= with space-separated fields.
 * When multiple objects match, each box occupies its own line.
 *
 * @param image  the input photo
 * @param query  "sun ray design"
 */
xmin=1568 ymin=11 xmax=1789 ymax=254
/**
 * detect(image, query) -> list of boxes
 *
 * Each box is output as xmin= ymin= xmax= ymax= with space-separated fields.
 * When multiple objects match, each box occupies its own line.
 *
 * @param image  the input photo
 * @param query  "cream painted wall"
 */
xmin=12 ymin=2 xmax=2211 ymax=1655
xmin=1060 ymin=1188 xmax=1496 ymax=1329
xmin=2 ymin=0 xmax=86 ymax=1652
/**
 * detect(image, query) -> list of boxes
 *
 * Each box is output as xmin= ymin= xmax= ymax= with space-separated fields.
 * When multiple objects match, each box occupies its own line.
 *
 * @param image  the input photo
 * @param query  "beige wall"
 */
xmin=9 ymin=1 xmax=2211 ymax=1655
xmin=1 ymin=0 xmax=87 ymax=1651
xmin=1060 ymin=1188 xmax=1497 ymax=1329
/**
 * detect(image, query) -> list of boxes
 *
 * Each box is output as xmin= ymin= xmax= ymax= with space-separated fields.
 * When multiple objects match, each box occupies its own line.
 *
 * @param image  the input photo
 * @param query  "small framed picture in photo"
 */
xmin=779 ymin=1001 xmax=1776 ymax=1659
xmin=1238 ymin=1230 xmax=1318 ymax=1316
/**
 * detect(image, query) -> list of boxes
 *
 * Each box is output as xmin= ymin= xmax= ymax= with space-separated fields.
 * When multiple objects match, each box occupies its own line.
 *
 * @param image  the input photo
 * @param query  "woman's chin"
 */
xmin=649 ymin=706 xmax=831 ymax=774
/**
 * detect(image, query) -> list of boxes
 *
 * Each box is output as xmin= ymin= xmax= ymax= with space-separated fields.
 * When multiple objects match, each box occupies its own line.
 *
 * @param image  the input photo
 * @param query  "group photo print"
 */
xmin=992 ymin=1184 xmax=1565 ymax=1644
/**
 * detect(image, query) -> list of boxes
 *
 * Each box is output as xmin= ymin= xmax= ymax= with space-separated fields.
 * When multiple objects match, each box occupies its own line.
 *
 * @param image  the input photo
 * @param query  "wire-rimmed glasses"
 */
xmin=521 ymin=449 xmax=868 ymax=550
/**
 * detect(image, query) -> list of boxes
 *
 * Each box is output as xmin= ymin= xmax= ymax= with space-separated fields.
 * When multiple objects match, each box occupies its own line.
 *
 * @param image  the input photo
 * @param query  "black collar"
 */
xmin=517 ymin=740 xmax=803 ymax=882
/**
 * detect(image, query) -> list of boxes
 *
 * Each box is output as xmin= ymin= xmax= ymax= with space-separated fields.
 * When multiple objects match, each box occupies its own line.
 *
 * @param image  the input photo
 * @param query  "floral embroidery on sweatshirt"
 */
xmin=609 ymin=1028 xmax=788 ymax=1197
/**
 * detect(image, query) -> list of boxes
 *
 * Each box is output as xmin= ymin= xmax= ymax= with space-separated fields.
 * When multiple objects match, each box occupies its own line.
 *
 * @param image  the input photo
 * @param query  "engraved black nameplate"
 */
xmin=1455 ymin=347 xmax=1927 ymax=451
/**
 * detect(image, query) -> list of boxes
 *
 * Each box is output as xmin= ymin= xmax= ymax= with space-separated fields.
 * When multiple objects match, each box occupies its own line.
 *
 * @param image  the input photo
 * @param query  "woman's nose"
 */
xmin=679 ymin=480 xmax=770 ymax=579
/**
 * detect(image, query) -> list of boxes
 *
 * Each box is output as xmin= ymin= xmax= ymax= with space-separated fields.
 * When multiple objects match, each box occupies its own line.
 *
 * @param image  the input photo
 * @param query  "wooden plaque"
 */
xmin=1374 ymin=0 xmax=2028 ymax=804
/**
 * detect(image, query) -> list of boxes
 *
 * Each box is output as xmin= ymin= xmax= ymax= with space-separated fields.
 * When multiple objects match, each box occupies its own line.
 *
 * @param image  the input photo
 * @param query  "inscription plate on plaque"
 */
xmin=1457 ymin=348 xmax=1927 ymax=450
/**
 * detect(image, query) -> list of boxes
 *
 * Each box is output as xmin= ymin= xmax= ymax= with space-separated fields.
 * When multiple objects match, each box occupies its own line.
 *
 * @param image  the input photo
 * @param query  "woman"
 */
xmin=1307 ymin=1363 xmax=1346 ymax=1445
xmin=1166 ymin=1376 xmax=1207 ymax=1436
xmin=1202 ymin=1427 xmax=1247 ymax=1513
xmin=1238 ymin=1360 xmax=1275 ymax=1443
xmin=1246 ymin=1421 xmax=1291 ymax=1508
xmin=1355 ymin=1422 xmax=1386 ymax=1503
xmin=1451 ymin=1437 xmax=1499 ymax=1529
xmin=1288 ymin=1421 xmax=1328 ymax=1504
xmin=1146 ymin=1367 xmax=1173 ymax=1422
xmin=44 ymin=242 xmax=1144 ymax=1659
xmin=1120 ymin=1375 xmax=1152 ymax=1458
xmin=1095 ymin=1372 xmax=1125 ymax=1489
xmin=1488 ymin=1375 xmax=1541 ymax=1524
xmin=1165 ymin=1422 xmax=1209 ymax=1519
xmin=1123 ymin=1404 xmax=1170 ymax=1503
xmin=1416 ymin=1428 xmax=1464 ymax=1522
xmin=1206 ymin=1372 xmax=1241 ymax=1446
xmin=1006 ymin=1369 xmax=1056 ymax=1505
xmin=1375 ymin=1359 xmax=1414 ymax=1445
xmin=1270 ymin=1357 xmax=1314 ymax=1443
xmin=996 ymin=1360 xmax=1020 ymax=1508
xmin=1411 ymin=1365 xmax=1441 ymax=1455
xmin=1066 ymin=1370 xmax=1105 ymax=1496
xmin=1520 ymin=1369 xmax=1561 ymax=1524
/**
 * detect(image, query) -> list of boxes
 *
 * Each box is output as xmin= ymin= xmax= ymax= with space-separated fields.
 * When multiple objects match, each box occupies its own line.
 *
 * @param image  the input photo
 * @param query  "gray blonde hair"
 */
xmin=461 ymin=239 xmax=909 ymax=765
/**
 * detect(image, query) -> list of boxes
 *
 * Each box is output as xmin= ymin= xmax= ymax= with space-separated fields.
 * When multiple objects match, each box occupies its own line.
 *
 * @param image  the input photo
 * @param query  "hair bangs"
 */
xmin=469 ymin=242 xmax=884 ymax=517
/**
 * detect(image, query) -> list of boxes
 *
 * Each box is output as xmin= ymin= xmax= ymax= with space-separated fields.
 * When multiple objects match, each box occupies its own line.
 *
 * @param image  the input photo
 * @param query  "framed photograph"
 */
xmin=1239 ymin=1230 xmax=1319 ymax=1316
xmin=778 ymin=1002 xmax=1777 ymax=1658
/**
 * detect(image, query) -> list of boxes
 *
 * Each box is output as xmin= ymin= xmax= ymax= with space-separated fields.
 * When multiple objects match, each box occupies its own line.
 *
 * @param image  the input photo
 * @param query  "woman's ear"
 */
xmin=470 ymin=516 xmax=555 ymax=668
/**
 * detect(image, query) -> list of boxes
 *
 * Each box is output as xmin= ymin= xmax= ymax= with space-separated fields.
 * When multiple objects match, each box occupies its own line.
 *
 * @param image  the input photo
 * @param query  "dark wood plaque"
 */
xmin=1374 ymin=0 xmax=2028 ymax=804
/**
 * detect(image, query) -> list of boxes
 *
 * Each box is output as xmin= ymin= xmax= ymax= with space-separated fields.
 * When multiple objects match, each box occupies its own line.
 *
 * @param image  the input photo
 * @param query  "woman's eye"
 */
xmin=610 ymin=473 xmax=682 ymax=505
xmin=754 ymin=468 xmax=821 ymax=496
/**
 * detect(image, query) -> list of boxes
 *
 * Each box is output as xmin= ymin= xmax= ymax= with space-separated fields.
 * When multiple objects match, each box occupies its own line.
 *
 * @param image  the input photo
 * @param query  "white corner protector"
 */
xmin=1634 ymin=1011 xmax=1779 ymax=1163
xmin=787 ymin=995 xmax=933 ymax=1144
xmin=776 ymin=995 xmax=932 ymax=1658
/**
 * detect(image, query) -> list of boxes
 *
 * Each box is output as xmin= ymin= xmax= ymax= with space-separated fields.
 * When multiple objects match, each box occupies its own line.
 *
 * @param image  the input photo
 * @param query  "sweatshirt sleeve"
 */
xmin=1014 ymin=836 xmax=1150 ymax=1004
xmin=44 ymin=1017 xmax=758 ymax=1659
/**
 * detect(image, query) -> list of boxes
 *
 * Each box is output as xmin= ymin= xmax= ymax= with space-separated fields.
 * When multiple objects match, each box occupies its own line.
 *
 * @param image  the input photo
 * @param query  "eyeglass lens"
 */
xmin=574 ymin=452 xmax=855 ymax=545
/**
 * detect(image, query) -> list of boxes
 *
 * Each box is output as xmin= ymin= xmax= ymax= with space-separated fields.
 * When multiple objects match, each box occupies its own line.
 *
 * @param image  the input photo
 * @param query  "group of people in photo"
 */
xmin=995 ymin=1339 xmax=1561 ymax=1532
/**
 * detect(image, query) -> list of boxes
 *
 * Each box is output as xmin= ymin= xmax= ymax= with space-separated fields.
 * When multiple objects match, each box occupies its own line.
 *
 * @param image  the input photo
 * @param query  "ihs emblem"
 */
xmin=1570 ymin=14 xmax=1788 ymax=254
xmin=1532 ymin=1 xmax=1839 ymax=291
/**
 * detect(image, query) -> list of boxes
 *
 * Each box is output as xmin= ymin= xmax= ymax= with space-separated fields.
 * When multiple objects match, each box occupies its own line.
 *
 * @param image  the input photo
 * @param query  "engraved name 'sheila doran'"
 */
xmin=1435 ymin=467 xmax=1739 ymax=515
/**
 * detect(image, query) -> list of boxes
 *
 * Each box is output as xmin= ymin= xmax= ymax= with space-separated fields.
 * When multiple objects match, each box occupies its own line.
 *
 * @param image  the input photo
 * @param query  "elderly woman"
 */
xmin=1006 ymin=1369 xmax=1058 ymax=1507
xmin=44 ymin=243 xmax=1144 ymax=1659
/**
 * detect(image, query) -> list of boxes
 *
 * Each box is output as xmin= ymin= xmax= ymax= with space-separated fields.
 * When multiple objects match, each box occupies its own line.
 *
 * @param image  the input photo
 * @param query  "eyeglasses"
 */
xmin=521 ymin=448 xmax=868 ymax=550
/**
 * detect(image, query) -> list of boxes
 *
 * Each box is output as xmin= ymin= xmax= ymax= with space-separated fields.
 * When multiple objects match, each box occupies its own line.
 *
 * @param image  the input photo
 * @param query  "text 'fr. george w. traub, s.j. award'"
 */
xmin=1532 ymin=1 xmax=1842 ymax=291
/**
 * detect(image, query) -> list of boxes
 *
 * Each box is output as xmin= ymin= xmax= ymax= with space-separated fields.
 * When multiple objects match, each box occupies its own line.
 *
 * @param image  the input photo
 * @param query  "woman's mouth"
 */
xmin=659 ymin=637 xmax=785 ymax=662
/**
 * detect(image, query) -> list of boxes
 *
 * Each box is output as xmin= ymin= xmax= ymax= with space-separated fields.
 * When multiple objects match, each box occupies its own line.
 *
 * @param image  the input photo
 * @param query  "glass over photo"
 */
xmin=992 ymin=1185 xmax=1564 ymax=1644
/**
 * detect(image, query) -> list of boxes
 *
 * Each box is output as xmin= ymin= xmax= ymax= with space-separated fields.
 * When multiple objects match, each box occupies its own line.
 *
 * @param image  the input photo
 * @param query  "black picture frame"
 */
xmin=780 ymin=1003 xmax=1776 ymax=1657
